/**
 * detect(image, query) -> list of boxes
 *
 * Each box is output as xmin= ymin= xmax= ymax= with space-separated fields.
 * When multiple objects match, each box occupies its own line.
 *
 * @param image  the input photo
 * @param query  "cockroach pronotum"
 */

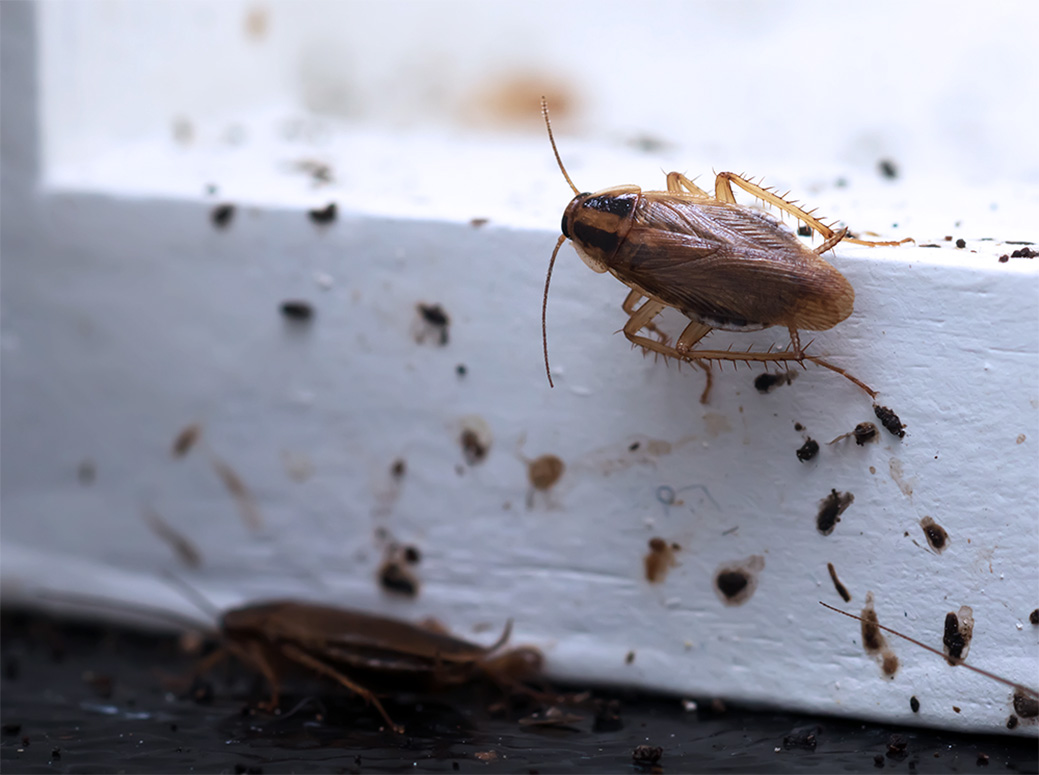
xmin=37 ymin=587 xmax=543 ymax=734
xmin=540 ymin=99 xmax=910 ymax=402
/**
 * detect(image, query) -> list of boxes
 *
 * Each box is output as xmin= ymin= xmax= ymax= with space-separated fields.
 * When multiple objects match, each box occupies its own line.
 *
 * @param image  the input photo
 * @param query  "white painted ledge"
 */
xmin=2 ymin=0 xmax=1037 ymax=737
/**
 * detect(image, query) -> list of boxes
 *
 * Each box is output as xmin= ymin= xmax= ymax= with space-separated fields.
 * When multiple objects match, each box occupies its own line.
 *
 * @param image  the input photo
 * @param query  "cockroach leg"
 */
xmin=622 ymin=290 xmax=669 ymax=350
xmin=803 ymin=355 xmax=878 ymax=398
xmin=665 ymin=172 xmax=710 ymax=198
xmin=278 ymin=642 xmax=404 ymax=733
xmin=715 ymin=172 xmax=911 ymax=247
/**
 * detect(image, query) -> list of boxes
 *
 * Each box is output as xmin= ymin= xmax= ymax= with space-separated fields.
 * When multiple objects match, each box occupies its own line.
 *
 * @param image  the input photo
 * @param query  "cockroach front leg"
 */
xmin=622 ymin=299 xmax=715 ymax=402
xmin=622 ymin=289 xmax=671 ymax=355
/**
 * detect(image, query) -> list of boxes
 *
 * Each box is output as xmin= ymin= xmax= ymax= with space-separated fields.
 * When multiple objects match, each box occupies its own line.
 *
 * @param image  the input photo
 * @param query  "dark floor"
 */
xmin=1 ymin=611 xmax=1035 ymax=774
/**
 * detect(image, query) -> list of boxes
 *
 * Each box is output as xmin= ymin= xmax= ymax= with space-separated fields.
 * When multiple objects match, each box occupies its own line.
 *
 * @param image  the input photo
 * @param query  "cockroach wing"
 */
xmin=615 ymin=198 xmax=854 ymax=332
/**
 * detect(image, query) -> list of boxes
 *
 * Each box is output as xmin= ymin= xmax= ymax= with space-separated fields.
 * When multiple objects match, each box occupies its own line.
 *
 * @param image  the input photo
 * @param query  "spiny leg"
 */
xmin=278 ymin=642 xmax=403 ymax=734
xmin=713 ymin=172 xmax=911 ymax=247
xmin=622 ymin=289 xmax=669 ymax=351
xmin=666 ymin=172 xmax=711 ymax=198
xmin=675 ymin=320 xmax=715 ymax=403
xmin=622 ymin=298 xmax=675 ymax=360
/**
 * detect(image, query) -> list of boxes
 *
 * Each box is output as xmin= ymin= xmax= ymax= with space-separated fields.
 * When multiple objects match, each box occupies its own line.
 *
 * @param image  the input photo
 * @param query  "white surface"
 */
xmin=2 ymin=0 xmax=1037 ymax=737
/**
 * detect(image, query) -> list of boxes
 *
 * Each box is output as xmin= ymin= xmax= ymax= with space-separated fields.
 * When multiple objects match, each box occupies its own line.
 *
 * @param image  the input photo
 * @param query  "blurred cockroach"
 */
xmin=541 ymin=99 xmax=910 ymax=402
xmin=38 ymin=587 xmax=543 ymax=734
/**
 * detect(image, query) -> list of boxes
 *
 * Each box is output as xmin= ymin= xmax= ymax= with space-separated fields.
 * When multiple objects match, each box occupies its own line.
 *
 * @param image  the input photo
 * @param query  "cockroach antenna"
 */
xmin=541 ymin=97 xmax=581 ymax=389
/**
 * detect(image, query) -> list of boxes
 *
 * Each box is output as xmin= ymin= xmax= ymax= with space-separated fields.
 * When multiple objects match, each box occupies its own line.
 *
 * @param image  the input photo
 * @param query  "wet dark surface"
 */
xmin=2 ymin=611 xmax=1036 ymax=774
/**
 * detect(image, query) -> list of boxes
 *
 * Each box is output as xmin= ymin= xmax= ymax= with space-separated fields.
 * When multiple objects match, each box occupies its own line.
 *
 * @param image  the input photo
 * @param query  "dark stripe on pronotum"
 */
xmin=572 ymin=222 xmax=620 ymax=256
xmin=583 ymin=194 xmax=635 ymax=218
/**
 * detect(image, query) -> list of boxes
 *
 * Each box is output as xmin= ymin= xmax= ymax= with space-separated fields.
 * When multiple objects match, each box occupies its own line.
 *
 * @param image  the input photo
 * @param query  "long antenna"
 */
xmin=542 ymin=235 xmax=566 ymax=388
xmin=541 ymin=97 xmax=579 ymax=196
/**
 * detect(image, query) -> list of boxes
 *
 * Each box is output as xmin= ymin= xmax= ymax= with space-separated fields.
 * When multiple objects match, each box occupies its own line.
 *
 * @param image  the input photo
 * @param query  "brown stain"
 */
xmin=465 ymin=73 xmax=578 ymax=128
xmin=528 ymin=455 xmax=565 ymax=491
xmin=469 ymin=218 xmax=489 ymax=228
xmin=644 ymin=538 xmax=680 ymax=584
xmin=1017 ymin=434 xmax=1027 ymax=444
xmin=942 ymin=605 xmax=974 ymax=664
xmin=280 ymin=450 xmax=313 ymax=482
xmin=243 ymin=4 xmax=269 ymax=41
xmin=860 ymin=592 xmax=899 ymax=678
xmin=172 ymin=423 xmax=202 ymax=458
xmin=920 ymin=516 xmax=949 ymax=553
xmin=209 ymin=453 xmax=263 ymax=531
xmin=415 ymin=302 xmax=450 ymax=346
xmin=713 ymin=555 xmax=764 ymax=606
xmin=888 ymin=458 xmax=915 ymax=497
xmin=816 ymin=489 xmax=854 ymax=536
xmin=144 ymin=507 xmax=202 ymax=568
xmin=702 ymin=413 xmax=732 ymax=438
xmin=826 ymin=562 xmax=851 ymax=602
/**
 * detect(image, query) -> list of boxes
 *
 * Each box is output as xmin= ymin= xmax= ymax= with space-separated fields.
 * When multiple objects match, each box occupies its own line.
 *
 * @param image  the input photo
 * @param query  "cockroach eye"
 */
xmin=561 ymin=212 xmax=571 ymax=239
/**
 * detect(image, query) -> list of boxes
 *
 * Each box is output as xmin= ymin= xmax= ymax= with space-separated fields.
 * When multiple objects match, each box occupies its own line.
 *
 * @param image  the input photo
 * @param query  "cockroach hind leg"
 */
xmin=278 ymin=643 xmax=404 ymax=733
xmin=665 ymin=172 xmax=711 ymax=198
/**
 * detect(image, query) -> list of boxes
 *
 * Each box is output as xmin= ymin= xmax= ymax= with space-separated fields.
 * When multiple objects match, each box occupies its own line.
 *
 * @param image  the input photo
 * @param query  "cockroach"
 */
xmin=541 ymin=99 xmax=910 ymax=401
xmin=37 ymin=587 xmax=541 ymax=734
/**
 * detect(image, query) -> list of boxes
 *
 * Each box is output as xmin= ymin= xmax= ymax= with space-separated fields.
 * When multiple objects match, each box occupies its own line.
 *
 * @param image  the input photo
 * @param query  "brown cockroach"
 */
xmin=39 ymin=587 xmax=542 ymax=734
xmin=540 ymin=99 xmax=910 ymax=401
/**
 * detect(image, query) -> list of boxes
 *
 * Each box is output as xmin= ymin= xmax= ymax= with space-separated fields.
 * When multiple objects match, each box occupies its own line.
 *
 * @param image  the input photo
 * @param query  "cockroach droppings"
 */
xmin=625 ymin=650 xmax=636 ymax=664
xmin=827 ymin=562 xmax=851 ymax=602
xmin=854 ymin=423 xmax=878 ymax=445
xmin=878 ymin=159 xmax=899 ymax=179
xmin=1007 ymin=715 xmax=1019 ymax=729
xmin=307 ymin=202 xmax=337 ymax=224
xmin=280 ymin=300 xmax=314 ymax=323
xmin=796 ymin=438 xmax=819 ymax=462
xmin=378 ymin=559 xmax=419 ymax=598
xmin=1014 ymin=692 xmax=1039 ymax=718
xmin=632 ymin=745 xmax=663 ymax=765
xmin=1030 ymin=609 xmax=1039 ymax=625
xmin=211 ymin=203 xmax=235 ymax=228
xmin=955 ymin=238 xmax=966 ymax=249
xmin=172 ymin=423 xmax=203 ymax=458
xmin=713 ymin=555 xmax=764 ymax=606
xmin=754 ymin=371 xmax=794 ymax=394
xmin=417 ymin=303 xmax=450 ymax=346
xmin=910 ymin=695 xmax=920 ymax=713
xmin=874 ymin=404 xmax=906 ymax=438
xmin=816 ymin=489 xmax=854 ymax=536
xmin=919 ymin=516 xmax=948 ymax=553
xmin=390 ymin=459 xmax=406 ymax=479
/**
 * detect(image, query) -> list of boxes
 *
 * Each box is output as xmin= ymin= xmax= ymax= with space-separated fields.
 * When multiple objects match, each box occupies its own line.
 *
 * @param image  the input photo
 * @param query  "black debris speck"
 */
xmin=878 ymin=159 xmax=899 ymax=179
xmin=308 ymin=202 xmax=337 ymax=224
xmin=632 ymin=745 xmax=663 ymax=764
xmin=796 ymin=438 xmax=819 ymax=462
xmin=955 ymin=238 xmax=966 ymax=249
xmin=910 ymin=696 xmax=920 ymax=713
xmin=211 ymin=203 xmax=235 ymax=228
xmin=873 ymin=404 xmax=906 ymax=438
xmin=280 ymin=300 xmax=314 ymax=322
